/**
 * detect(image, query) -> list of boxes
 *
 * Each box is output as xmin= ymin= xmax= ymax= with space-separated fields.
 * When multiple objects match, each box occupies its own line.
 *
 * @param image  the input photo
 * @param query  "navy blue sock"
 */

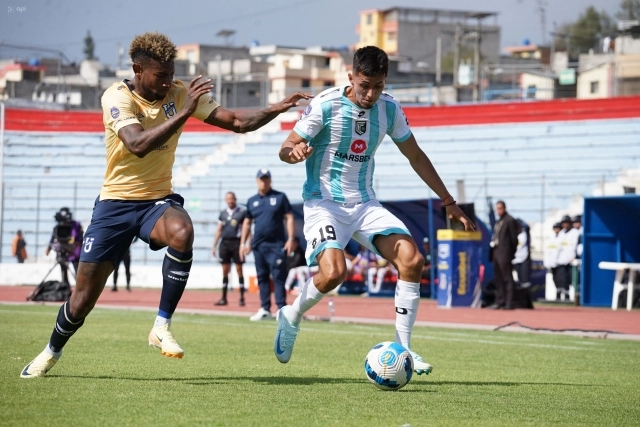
xmin=49 ymin=302 xmax=85 ymax=352
xmin=158 ymin=247 xmax=193 ymax=318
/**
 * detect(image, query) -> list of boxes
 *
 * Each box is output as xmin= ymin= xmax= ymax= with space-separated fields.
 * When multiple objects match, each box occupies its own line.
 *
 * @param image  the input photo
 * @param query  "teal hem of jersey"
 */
xmin=293 ymin=128 xmax=312 ymax=142
xmin=392 ymin=131 xmax=412 ymax=143
xmin=306 ymin=241 xmax=343 ymax=267
xmin=368 ymin=227 xmax=411 ymax=256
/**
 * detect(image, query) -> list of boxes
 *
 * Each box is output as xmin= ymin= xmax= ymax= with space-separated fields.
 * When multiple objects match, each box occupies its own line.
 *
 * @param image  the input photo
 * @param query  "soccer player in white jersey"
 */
xmin=273 ymin=46 xmax=475 ymax=375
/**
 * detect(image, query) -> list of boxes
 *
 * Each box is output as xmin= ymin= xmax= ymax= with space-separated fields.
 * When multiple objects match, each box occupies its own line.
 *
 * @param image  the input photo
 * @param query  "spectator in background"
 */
xmin=544 ymin=222 xmax=562 ymax=292
xmin=240 ymin=169 xmax=295 ymax=321
xmin=555 ymin=215 xmax=577 ymax=301
xmin=512 ymin=221 xmax=531 ymax=288
xmin=367 ymin=254 xmax=396 ymax=293
xmin=284 ymin=237 xmax=308 ymax=293
xmin=573 ymin=215 xmax=583 ymax=258
xmin=488 ymin=200 xmax=519 ymax=309
xmin=112 ymin=237 xmax=137 ymax=292
xmin=12 ymin=230 xmax=27 ymax=263
xmin=212 ymin=192 xmax=247 ymax=306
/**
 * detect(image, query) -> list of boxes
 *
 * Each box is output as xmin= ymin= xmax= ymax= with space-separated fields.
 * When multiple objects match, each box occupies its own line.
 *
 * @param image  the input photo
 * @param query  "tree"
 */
xmin=83 ymin=30 xmax=95 ymax=60
xmin=553 ymin=7 xmax=616 ymax=56
xmin=616 ymin=0 xmax=640 ymax=20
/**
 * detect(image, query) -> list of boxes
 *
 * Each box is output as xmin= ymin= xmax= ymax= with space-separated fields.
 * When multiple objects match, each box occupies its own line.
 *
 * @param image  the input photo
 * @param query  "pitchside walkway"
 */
xmin=1 ymin=286 xmax=639 ymax=339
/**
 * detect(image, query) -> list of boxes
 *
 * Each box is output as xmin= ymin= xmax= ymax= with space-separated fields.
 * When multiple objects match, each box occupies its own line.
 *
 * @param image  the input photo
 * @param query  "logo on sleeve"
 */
xmin=110 ymin=107 xmax=120 ymax=119
xmin=355 ymin=120 xmax=367 ymax=136
xmin=162 ymin=102 xmax=177 ymax=118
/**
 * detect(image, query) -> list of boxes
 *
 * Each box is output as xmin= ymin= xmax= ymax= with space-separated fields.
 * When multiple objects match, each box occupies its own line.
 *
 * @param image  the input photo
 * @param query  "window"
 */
xmin=590 ymin=81 xmax=599 ymax=94
xmin=301 ymin=79 xmax=310 ymax=88
xmin=366 ymin=14 xmax=372 ymax=25
xmin=387 ymin=32 xmax=396 ymax=41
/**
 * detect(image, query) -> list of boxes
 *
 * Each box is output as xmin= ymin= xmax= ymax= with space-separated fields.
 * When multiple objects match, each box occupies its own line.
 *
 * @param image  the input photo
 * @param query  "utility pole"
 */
xmin=453 ymin=25 xmax=461 ymax=102
xmin=473 ymin=19 xmax=482 ymax=102
xmin=216 ymin=54 xmax=222 ymax=107
xmin=436 ymin=36 xmax=442 ymax=104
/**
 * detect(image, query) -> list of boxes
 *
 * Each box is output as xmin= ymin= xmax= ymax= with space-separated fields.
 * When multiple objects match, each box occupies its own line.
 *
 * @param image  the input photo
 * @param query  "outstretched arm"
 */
xmin=205 ymin=92 xmax=312 ymax=133
xmin=118 ymin=76 xmax=214 ymax=158
xmin=397 ymin=135 xmax=476 ymax=231
xmin=279 ymin=131 xmax=313 ymax=164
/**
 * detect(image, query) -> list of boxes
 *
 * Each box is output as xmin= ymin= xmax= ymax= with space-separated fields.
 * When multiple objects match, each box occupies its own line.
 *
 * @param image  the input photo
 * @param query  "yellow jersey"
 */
xmin=100 ymin=79 xmax=219 ymax=200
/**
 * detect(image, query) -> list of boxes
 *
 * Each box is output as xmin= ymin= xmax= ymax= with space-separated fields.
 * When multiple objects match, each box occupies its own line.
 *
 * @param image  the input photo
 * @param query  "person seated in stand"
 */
xmin=284 ymin=237 xmax=309 ymax=294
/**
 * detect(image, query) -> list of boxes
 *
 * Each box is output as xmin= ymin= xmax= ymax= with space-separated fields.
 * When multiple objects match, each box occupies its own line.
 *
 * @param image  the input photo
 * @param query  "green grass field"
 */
xmin=2 ymin=305 xmax=639 ymax=426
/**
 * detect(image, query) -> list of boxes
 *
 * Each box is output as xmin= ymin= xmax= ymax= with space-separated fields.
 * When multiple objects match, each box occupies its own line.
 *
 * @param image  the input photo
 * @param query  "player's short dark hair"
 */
xmin=226 ymin=191 xmax=236 ymax=198
xmin=129 ymin=32 xmax=177 ymax=64
xmin=496 ymin=200 xmax=506 ymax=209
xmin=353 ymin=46 xmax=388 ymax=77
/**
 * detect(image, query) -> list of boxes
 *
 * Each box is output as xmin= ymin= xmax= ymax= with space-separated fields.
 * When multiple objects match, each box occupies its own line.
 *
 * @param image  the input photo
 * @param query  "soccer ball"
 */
xmin=364 ymin=341 xmax=413 ymax=391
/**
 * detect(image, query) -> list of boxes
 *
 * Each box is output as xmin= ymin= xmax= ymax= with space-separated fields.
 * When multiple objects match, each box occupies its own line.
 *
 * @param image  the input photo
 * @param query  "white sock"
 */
xmin=288 ymin=277 xmax=325 ymax=323
xmin=45 ymin=344 xmax=63 ymax=360
xmin=154 ymin=315 xmax=171 ymax=328
xmin=394 ymin=280 xmax=420 ymax=350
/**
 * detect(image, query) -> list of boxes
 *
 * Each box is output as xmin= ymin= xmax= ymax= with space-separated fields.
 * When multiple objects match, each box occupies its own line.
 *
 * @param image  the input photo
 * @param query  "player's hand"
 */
xmin=185 ymin=75 xmax=214 ymax=115
xmin=288 ymin=143 xmax=314 ymax=164
xmin=212 ymin=247 xmax=217 ymax=257
xmin=44 ymin=247 xmax=50 ymax=256
xmin=239 ymin=244 xmax=252 ymax=262
xmin=446 ymin=204 xmax=476 ymax=231
xmin=284 ymin=240 xmax=295 ymax=255
xmin=272 ymin=92 xmax=313 ymax=113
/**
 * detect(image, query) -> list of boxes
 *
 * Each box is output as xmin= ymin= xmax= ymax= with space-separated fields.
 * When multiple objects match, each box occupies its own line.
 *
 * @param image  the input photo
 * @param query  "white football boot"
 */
xmin=273 ymin=306 xmax=300 ymax=363
xmin=409 ymin=350 xmax=433 ymax=375
xmin=149 ymin=324 xmax=184 ymax=358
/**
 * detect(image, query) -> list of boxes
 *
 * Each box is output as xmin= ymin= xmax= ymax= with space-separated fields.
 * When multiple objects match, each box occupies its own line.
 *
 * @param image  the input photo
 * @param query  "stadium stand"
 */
xmin=1 ymin=97 xmax=639 ymax=264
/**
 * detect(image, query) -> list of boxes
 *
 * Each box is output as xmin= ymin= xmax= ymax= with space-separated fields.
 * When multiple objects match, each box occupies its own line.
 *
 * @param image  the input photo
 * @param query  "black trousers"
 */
xmin=493 ymin=258 xmax=515 ymax=307
xmin=553 ymin=264 xmax=572 ymax=291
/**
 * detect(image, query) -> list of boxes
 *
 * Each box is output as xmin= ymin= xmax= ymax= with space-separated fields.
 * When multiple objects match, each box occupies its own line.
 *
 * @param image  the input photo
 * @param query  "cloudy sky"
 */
xmin=1 ymin=0 xmax=619 ymax=67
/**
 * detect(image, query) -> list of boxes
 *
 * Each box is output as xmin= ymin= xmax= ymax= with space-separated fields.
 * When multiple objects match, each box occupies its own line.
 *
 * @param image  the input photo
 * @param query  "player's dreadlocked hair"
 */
xmin=129 ymin=32 xmax=177 ymax=64
xmin=353 ymin=46 xmax=388 ymax=77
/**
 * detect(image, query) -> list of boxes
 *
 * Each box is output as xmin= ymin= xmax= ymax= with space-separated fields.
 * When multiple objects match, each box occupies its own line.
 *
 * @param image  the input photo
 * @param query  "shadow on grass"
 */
xmin=47 ymin=374 xmax=364 ymax=385
xmin=46 ymin=374 xmax=599 ymax=389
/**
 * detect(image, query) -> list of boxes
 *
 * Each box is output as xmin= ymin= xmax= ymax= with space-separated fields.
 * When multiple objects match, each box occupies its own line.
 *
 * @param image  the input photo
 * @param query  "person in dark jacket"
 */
xmin=488 ymin=200 xmax=520 ymax=309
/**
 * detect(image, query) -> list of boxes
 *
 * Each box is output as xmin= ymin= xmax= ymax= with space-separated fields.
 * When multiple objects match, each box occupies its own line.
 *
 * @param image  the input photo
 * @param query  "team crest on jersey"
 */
xmin=270 ymin=197 xmax=277 ymax=206
xmin=355 ymin=120 xmax=367 ymax=135
xmin=351 ymin=139 xmax=367 ymax=154
xmin=110 ymin=107 xmax=120 ymax=119
xmin=162 ymin=102 xmax=177 ymax=118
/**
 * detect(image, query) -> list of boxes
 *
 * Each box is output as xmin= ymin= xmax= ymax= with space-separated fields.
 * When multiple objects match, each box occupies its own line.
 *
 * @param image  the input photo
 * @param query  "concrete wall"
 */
xmin=0 ymin=260 xmax=257 ymax=289
xmin=577 ymin=64 xmax=613 ymax=99
xmin=397 ymin=22 xmax=500 ymax=73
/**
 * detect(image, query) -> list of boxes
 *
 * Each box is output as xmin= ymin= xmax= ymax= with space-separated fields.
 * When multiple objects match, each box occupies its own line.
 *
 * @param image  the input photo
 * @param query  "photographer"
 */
xmin=45 ymin=207 xmax=84 ymax=285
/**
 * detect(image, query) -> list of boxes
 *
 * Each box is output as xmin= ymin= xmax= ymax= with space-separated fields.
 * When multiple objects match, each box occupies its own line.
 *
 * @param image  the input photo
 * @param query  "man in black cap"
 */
xmin=488 ymin=200 xmax=520 ymax=309
xmin=544 ymin=222 xmax=562 ymax=292
xmin=241 ymin=169 xmax=295 ymax=321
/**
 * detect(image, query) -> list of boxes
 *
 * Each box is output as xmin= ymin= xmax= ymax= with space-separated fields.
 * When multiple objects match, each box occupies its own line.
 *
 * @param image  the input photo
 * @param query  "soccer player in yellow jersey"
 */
xmin=21 ymin=32 xmax=311 ymax=378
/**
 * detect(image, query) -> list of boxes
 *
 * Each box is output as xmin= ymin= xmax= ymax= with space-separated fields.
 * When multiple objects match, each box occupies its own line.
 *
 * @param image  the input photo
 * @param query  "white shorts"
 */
xmin=303 ymin=199 xmax=411 ymax=266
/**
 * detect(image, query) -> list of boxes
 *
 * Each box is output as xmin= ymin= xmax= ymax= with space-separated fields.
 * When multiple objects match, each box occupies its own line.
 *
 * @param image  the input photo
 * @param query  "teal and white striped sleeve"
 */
xmin=388 ymin=103 xmax=412 ymax=143
xmin=293 ymin=103 xmax=324 ymax=142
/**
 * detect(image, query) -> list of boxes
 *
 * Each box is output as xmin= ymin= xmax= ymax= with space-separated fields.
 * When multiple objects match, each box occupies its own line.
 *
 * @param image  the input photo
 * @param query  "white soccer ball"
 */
xmin=364 ymin=341 xmax=414 ymax=391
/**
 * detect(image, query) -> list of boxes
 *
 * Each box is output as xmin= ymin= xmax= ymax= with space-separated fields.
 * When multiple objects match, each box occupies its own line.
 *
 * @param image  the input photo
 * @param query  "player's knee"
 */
xmin=398 ymin=252 xmax=424 ymax=276
xmin=166 ymin=220 xmax=194 ymax=249
xmin=325 ymin=262 xmax=347 ymax=286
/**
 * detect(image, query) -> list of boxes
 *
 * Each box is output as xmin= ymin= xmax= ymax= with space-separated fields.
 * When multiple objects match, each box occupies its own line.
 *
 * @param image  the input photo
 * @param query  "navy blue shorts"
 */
xmin=79 ymin=194 xmax=185 ymax=266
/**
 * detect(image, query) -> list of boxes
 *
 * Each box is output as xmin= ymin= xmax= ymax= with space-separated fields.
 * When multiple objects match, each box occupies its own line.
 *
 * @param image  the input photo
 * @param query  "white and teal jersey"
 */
xmin=293 ymin=86 xmax=412 ymax=203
